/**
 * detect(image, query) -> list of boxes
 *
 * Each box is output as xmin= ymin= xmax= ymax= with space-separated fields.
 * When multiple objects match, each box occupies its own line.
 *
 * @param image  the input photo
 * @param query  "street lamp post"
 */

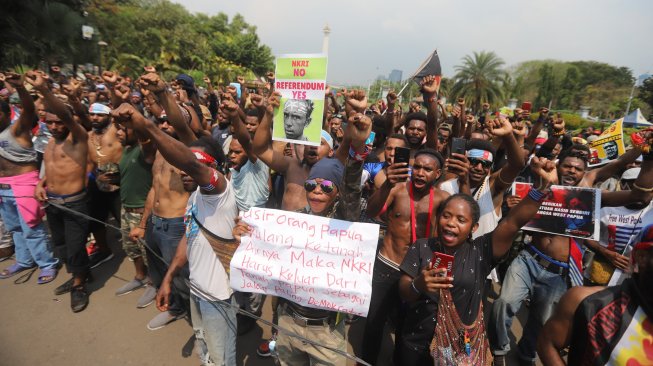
xmin=97 ymin=41 xmax=108 ymax=75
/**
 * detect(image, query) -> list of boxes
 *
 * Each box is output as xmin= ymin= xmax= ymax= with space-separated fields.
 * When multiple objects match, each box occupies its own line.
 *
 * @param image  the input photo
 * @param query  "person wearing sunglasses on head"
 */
xmin=234 ymin=112 xmax=372 ymax=366
xmin=439 ymin=116 xmax=526 ymax=241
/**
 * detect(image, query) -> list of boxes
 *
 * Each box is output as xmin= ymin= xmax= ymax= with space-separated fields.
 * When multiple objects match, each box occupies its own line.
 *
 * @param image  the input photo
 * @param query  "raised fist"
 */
xmin=345 ymin=89 xmax=367 ymax=113
xmin=420 ymin=75 xmax=440 ymax=97
xmin=139 ymin=73 xmax=167 ymax=94
xmin=24 ymin=70 xmax=48 ymax=91
xmin=101 ymin=71 xmax=118 ymax=85
xmin=3 ymin=72 xmax=24 ymax=88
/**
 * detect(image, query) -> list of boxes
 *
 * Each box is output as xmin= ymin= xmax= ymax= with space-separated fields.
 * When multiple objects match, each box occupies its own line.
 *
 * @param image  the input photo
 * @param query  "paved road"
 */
xmin=0 ymin=234 xmax=533 ymax=365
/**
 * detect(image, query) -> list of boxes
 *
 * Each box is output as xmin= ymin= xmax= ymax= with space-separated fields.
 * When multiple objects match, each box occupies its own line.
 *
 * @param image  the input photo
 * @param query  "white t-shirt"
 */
xmin=185 ymin=180 xmax=238 ymax=301
xmin=440 ymin=176 xmax=501 ymax=239
xmin=229 ymin=158 xmax=270 ymax=212
xmin=599 ymin=202 xmax=653 ymax=254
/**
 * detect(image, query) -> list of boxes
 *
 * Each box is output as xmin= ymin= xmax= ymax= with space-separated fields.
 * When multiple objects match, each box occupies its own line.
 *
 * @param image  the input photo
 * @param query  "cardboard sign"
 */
xmin=588 ymin=118 xmax=625 ymax=166
xmin=512 ymin=183 xmax=601 ymax=240
xmin=230 ymin=208 xmax=379 ymax=316
xmin=273 ymin=54 xmax=327 ymax=146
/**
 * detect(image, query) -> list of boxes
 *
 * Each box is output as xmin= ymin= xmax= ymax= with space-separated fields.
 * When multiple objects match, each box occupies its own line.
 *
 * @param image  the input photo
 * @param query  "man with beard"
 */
xmin=113 ymin=121 xmax=157 ymax=307
xmin=111 ymin=103 xmax=238 ymax=366
xmin=0 ymin=72 xmax=59 ymax=282
xmin=363 ymin=148 xmax=449 ymax=364
xmin=29 ymin=71 xmax=91 ymax=312
xmin=489 ymin=146 xmax=648 ymax=365
xmin=538 ymin=222 xmax=653 ymax=365
xmin=128 ymin=72 xmax=196 ymax=330
xmin=252 ymin=92 xmax=333 ymax=211
xmin=86 ymin=102 xmax=122 ymax=268
xmin=403 ymin=112 xmax=428 ymax=156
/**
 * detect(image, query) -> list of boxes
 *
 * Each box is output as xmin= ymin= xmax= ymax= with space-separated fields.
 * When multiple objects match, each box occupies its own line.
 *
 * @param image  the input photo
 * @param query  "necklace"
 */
xmin=409 ymin=184 xmax=434 ymax=243
xmin=471 ymin=177 xmax=486 ymax=201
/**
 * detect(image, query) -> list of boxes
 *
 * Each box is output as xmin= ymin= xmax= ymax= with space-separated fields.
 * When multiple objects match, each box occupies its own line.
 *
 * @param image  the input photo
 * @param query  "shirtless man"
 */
xmin=488 ymin=144 xmax=645 ymax=366
xmin=30 ymin=71 xmax=91 ymax=312
xmin=251 ymin=92 xmax=333 ymax=212
xmin=128 ymin=72 xmax=196 ymax=330
xmin=0 ymin=72 xmax=59 ymax=282
xmin=86 ymin=102 xmax=122 ymax=267
xmin=363 ymin=148 xmax=449 ymax=364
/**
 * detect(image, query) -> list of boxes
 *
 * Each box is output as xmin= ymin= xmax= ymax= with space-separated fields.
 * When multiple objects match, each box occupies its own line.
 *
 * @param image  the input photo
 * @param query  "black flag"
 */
xmin=412 ymin=49 xmax=442 ymax=93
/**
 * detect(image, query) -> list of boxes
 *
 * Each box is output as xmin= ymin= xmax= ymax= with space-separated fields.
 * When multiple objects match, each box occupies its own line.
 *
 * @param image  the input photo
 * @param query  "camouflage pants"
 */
xmin=121 ymin=208 xmax=147 ymax=263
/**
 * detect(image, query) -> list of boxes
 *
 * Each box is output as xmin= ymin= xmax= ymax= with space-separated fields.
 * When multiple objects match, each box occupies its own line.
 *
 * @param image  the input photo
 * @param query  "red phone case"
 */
xmin=430 ymin=252 xmax=454 ymax=277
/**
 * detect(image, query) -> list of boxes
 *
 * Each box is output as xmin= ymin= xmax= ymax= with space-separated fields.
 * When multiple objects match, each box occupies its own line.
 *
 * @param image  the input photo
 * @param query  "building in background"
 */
xmin=388 ymin=69 xmax=403 ymax=83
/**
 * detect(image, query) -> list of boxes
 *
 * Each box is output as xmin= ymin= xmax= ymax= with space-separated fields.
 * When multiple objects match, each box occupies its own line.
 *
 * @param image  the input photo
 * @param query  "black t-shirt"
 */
xmin=398 ymin=233 xmax=495 ymax=351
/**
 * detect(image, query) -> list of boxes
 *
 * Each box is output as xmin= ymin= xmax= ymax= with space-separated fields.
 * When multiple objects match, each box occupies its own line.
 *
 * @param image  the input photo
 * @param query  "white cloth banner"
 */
xmin=230 ymin=208 xmax=379 ymax=316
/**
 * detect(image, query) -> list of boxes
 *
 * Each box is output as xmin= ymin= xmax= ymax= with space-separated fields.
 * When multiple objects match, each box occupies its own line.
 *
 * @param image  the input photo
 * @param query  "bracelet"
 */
xmin=411 ymin=279 xmax=421 ymax=295
xmin=349 ymin=145 xmax=370 ymax=162
xmin=528 ymin=187 xmax=549 ymax=202
xmin=139 ymin=139 xmax=152 ymax=145
xmin=633 ymin=182 xmax=653 ymax=192
xmin=138 ymin=226 xmax=146 ymax=230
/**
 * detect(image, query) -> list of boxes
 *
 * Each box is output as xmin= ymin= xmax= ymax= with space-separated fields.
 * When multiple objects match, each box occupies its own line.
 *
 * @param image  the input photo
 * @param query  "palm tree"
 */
xmin=451 ymin=51 xmax=506 ymax=112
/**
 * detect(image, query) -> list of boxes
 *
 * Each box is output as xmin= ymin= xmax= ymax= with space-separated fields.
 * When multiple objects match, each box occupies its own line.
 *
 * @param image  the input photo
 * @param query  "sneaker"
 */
xmin=147 ymin=311 xmax=186 ymax=330
xmin=256 ymin=339 xmax=272 ymax=357
xmin=137 ymin=285 xmax=157 ymax=308
xmin=115 ymin=277 xmax=147 ymax=296
xmin=89 ymin=250 xmax=114 ymax=269
xmin=70 ymin=285 xmax=89 ymax=313
xmin=0 ymin=246 xmax=14 ymax=262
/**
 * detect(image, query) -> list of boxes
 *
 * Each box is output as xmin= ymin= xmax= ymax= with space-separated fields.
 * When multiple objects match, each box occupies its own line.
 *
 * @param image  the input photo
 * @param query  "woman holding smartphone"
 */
xmin=396 ymin=157 xmax=558 ymax=366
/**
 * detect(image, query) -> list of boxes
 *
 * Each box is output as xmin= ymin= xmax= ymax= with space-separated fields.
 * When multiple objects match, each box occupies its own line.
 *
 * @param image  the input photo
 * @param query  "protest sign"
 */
xmin=588 ymin=118 xmax=625 ymax=166
xmin=512 ymin=182 xmax=601 ymax=240
xmin=230 ymin=208 xmax=379 ymax=316
xmin=273 ymin=54 xmax=327 ymax=146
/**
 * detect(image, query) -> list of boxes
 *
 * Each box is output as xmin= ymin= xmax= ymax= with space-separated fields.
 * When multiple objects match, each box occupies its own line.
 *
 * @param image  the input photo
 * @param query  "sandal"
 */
xmin=0 ymin=263 xmax=36 ymax=279
xmin=37 ymin=267 xmax=59 ymax=284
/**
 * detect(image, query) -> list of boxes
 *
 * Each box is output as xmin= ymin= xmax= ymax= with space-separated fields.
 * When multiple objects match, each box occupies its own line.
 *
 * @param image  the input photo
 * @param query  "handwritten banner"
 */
xmin=273 ymin=53 xmax=327 ymax=146
xmin=230 ymin=208 xmax=379 ymax=316
xmin=513 ymin=182 xmax=601 ymax=240
xmin=588 ymin=118 xmax=625 ymax=166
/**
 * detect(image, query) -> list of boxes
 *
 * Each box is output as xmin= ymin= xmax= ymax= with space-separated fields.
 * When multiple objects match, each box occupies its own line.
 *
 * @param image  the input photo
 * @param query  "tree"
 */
xmin=534 ymin=64 xmax=556 ymax=109
xmin=451 ymin=51 xmax=506 ymax=112
xmin=639 ymin=76 xmax=653 ymax=112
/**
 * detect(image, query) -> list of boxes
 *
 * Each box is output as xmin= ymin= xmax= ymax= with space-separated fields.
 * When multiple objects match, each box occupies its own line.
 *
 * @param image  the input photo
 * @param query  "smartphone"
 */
xmin=521 ymin=101 xmax=532 ymax=112
xmin=451 ymin=138 xmax=467 ymax=155
xmin=431 ymin=252 xmax=454 ymax=277
xmin=365 ymin=131 xmax=376 ymax=146
xmin=394 ymin=146 xmax=410 ymax=165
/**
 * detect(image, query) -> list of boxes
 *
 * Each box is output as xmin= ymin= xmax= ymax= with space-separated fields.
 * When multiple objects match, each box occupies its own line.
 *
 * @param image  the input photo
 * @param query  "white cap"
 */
xmin=621 ymin=167 xmax=641 ymax=180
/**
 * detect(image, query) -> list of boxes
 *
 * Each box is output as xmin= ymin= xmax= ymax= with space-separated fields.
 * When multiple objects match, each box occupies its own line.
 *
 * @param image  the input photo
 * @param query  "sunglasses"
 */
xmin=468 ymin=157 xmax=493 ymax=169
xmin=304 ymin=179 xmax=336 ymax=194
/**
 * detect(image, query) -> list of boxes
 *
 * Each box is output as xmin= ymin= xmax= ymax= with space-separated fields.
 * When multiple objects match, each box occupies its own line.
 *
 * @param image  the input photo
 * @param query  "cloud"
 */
xmin=173 ymin=0 xmax=653 ymax=84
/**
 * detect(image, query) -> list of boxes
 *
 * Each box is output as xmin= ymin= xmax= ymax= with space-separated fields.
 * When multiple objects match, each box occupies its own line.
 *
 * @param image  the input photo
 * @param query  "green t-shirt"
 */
xmin=119 ymin=145 xmax=153 ymax=208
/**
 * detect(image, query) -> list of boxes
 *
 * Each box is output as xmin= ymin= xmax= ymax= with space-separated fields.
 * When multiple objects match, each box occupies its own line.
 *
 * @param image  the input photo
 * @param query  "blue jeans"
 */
xmin=145 ymin=215 xmax=189 ymax=315
xmin=0 ymin=187 xmax=58 ymax=269
xmin=190 ymin=293 xmax=237 ymax=366
xmin=489 ymin=250 xmax=567 ymax=362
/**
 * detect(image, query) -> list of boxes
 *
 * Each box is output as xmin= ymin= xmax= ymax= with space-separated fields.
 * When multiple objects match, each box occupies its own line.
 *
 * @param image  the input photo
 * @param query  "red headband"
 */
xmin=191 ymin=149 xmax=217 ymax=167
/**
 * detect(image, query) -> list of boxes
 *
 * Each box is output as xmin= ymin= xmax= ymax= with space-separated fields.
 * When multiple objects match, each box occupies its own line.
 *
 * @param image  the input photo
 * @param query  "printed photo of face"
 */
xmin=283 ymin=99 xmax=313 ymax=140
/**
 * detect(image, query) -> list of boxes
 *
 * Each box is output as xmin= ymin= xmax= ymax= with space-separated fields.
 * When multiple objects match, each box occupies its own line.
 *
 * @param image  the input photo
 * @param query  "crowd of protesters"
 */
xmin=0 ymin=65 xmax=652 ymax=366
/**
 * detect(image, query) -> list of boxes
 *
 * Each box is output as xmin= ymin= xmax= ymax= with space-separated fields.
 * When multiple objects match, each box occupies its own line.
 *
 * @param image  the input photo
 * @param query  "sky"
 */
xmin=173 ymin=0 xmax=653 ymax=86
